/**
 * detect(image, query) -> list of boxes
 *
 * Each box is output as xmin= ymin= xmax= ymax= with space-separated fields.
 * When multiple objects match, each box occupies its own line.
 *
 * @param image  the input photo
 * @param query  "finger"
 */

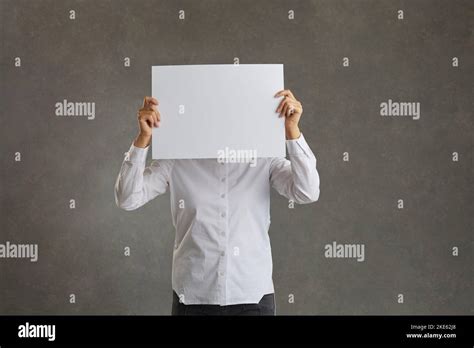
xmin=151 ymin=104 xmax=161 ymax=123
xmin=294 ymin=102 xmax=303 ymax=115
xmin=143 ymin=96 xmax=159 ymax=107
xmin=284 ymin=100 xmax=297 ymax=117
xmin=289 ymin=99 xmax=300 ymax=112
xmin=281 ymin=103 xmax=290 ymax=117
xmin=153 ymin=113 xmax=159 ymax=127
xmin=277 ymin=97 xmax=291 ymax=114
xmin=156 ymin=113 xmax=161 ymax=127
xmin=143 ymin=96 xmax=159 ymax=109
xmin=287 ymin=100 xmax=298 ymax=115
xmin=276 ymin=98 xmax=287 ymax=113
xmin=274 ymin=89 xmax=295 ymax=99
xmin=274 ymin=89 xmax=285 ymax=97
xmin=296 ymin=103 xmax=303 ymax=115
xmin=288 ymin=104 xmax=295 ymax=116
xmin=139 ymin=108 xmax=158 ymax=117
xmin=138 ymin=107 xmax=153 ymax=115
xmin=139 ymin=110 xmax=156 ymax=125
xmin=145 ymin=110 xmax=158 ymax=127
xmin=279 ymin=99 xmax=295 ymax=116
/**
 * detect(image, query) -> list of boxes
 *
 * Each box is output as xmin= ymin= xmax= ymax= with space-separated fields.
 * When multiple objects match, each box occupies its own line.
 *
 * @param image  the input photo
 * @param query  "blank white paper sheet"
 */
xmin=151 ymin=64 xmax=285 ymax=159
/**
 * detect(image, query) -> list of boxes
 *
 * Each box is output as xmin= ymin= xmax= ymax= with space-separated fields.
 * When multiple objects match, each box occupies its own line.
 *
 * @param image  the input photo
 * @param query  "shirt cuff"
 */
xmin=126 ymin=143 xmax=149 ymax=164
xmin=286 ymin=132 xmax=311 ymax=156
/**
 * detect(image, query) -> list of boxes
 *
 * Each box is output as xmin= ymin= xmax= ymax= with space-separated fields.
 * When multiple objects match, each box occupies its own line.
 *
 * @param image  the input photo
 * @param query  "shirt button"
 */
xmin=219 ymin=271 xmax=224 ymax=276
xmin=221 ymin=177 xmax=226 ymax=182
xmin=221 ymin=212 xmax=226 ymax=218
xmin=220 ymin=193 xmax=225 ymax=198
xmin=221 ymin=251 xmax=226 ymax=256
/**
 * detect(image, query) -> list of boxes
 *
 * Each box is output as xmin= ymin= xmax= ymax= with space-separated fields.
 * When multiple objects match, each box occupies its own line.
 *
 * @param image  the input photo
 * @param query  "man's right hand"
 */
xmin=134 ymin=96 xmax=160 ymax=148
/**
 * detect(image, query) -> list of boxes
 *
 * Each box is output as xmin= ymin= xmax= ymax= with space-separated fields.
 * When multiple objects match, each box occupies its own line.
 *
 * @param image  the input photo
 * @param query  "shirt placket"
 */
xmin=217 ymin=161 xmax=229 ymax=304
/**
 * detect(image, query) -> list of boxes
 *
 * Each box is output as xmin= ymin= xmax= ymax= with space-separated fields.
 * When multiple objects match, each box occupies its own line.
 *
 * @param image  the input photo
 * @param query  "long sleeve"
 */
xmin=269 ymin=133 xmax=320 ymax=204
xmin=114 ymin=143 xmax=174 ymax=211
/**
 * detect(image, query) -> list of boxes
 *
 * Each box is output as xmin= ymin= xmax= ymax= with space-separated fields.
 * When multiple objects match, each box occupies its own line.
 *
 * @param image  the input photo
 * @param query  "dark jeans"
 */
xmin=171 ymin=291 xmax=276 ymax=316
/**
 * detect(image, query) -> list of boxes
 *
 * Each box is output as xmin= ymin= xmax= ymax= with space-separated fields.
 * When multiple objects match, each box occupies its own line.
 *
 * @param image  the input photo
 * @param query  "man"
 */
xmin=115 ymin=90 xmax=320 ymax=315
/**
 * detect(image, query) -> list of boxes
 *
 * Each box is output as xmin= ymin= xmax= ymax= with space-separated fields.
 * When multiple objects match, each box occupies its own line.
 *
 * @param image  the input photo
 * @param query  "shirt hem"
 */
xmin=173 ymin=286 xmax=275 ymax=306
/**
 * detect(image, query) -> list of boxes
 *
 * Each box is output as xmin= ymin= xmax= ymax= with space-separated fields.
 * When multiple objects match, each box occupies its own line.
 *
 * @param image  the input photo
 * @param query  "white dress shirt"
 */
xmin=114 ymin=133 xmax=320 ymax=305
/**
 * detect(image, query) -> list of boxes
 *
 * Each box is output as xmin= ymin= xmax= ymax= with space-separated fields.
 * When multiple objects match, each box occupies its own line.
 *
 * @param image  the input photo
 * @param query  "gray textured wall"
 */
xmin=1 ymin=0 xmax=472 ymax=315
